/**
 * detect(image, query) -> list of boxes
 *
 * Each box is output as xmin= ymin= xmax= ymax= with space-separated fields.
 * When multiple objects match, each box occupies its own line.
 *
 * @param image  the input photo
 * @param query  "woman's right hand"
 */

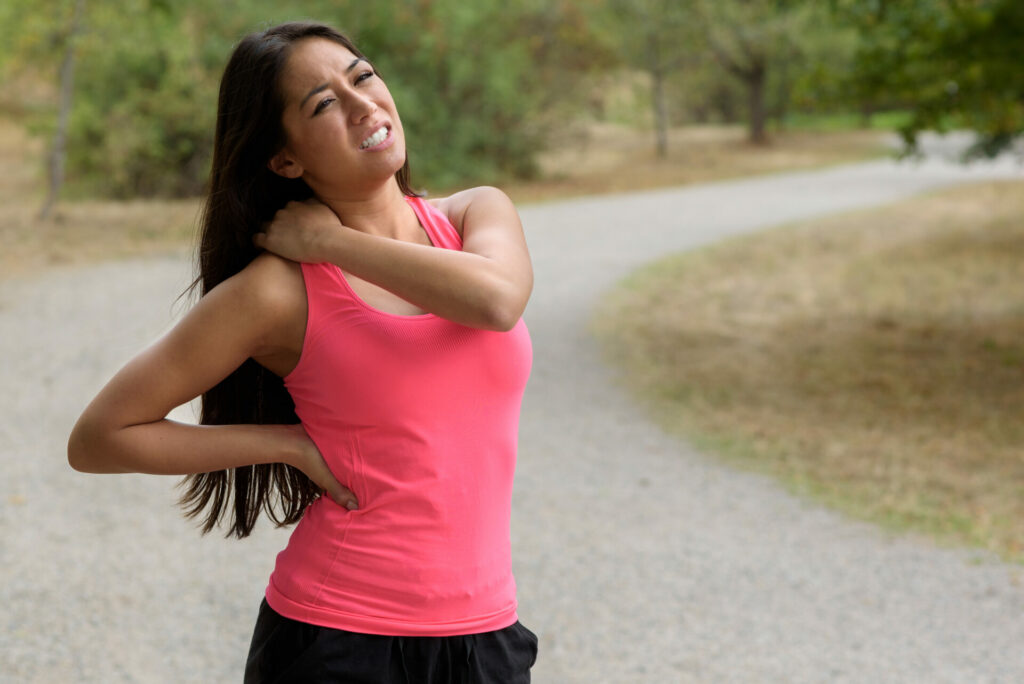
xmin=284 ymin=424 xmax=359 ymax=510
xmin=254 ymin=199 xmax=342 ymax=264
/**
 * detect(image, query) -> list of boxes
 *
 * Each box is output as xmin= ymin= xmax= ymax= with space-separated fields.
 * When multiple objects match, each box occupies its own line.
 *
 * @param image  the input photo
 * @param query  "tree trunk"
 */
xmin=773 ymin=55 xmax=790 ymax=132
xmin=747 ymin=61 xmax=767 ymax=144
xmin=651 ymin=66 xmax=669 ymax=159
xmin=647 ymin=35 xmax=669 ymax=159
xmin=859 ymin=100 xmax=875 ymax=129
xmin=40 ymin=0 xmax=86 ymax=221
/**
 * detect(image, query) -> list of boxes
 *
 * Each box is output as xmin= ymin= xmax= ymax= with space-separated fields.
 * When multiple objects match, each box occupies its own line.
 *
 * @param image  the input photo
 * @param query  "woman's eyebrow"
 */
xmin=299 ymin=58 xmax=366 ymax=110
xmin=300 ymin=83 xmax=329 ymax=110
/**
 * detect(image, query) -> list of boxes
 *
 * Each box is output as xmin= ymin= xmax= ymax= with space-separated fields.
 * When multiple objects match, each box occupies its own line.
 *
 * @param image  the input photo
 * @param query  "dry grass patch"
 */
xmin=504 ymin=123 xmax=891 ymax=204
xmin=0 ymin=199 xmax=200 ymax=280
xmin=593 ymin=181 xmax=1024 ymax=563
xmin=0 ymin=117 xmax=199 ymax=280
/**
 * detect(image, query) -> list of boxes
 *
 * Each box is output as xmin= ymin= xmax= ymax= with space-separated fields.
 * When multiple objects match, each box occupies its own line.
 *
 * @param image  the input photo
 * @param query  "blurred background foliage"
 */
xmin=0 ymin=0 xmax=1019 ymax=201
xmin=833 ymin=0 xmax=1024 ymax=156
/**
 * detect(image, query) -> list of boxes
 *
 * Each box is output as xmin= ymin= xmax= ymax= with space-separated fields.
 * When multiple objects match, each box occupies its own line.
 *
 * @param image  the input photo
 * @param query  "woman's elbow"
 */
xmin=488 ymin=307 xmax=520 ymax=332
xmin=67 ymin=417 xmax=114 ymax=473
xmin=67 ymin=420 xmax=94 ymax=472
xmin=482 ymin=291 xmax=529 ymax=332
xmin=470 ymin=259 xmax=532 ymax=332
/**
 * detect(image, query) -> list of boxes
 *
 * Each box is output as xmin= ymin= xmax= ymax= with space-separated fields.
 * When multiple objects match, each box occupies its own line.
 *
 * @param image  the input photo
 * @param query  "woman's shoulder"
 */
xmin=426 ymin=186 xmax=514 ymax=235
xmin=218 ymin=252 xmax=306 ymax=320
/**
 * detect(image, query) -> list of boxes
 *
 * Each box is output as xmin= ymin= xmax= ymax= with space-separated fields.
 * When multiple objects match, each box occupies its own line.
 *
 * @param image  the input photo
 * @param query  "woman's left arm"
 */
xmin=255 ymin=187 xmax=533 ymax=331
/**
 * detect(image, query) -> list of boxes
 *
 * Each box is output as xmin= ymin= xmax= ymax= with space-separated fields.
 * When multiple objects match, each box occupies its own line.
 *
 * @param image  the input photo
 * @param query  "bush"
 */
xmin=14 ymin=0 xmax=608 ymax=198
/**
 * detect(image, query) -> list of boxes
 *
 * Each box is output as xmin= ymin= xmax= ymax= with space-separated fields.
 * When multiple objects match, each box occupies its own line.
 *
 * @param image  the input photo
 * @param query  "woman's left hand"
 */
xmin=254 ymin=199 xmax=342 ymax=263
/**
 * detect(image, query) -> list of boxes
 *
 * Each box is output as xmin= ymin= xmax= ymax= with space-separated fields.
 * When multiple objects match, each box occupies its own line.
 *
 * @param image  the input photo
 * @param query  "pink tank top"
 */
xmin=265 ymin=195 xmax=532 ymax=636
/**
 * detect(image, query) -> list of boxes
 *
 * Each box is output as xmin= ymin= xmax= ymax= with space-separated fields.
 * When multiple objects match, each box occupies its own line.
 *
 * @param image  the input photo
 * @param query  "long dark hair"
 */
xmin=177 ymin=21 xmax=419 ymax=538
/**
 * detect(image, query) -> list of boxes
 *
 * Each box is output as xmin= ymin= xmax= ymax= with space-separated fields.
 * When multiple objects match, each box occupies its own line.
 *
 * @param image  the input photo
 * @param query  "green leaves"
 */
xmin=840 ymin=0 xmax=1024 ymax=156
xmin=1 ymin=0 xmax=613 ymax=198
xmin=346 ymin=0 xmax=610 ymax=189
xmin=14 ymin=0 xmax=1016 ymax=199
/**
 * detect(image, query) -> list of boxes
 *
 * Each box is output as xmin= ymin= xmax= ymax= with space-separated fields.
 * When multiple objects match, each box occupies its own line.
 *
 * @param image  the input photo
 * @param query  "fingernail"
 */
xmin=346 ymin=501 xmax=359 ymax=511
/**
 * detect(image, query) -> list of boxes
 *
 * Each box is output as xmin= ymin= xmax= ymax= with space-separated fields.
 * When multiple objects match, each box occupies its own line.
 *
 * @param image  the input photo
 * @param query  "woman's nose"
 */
xmin=348 ymin=92 xmax=378 ymax=124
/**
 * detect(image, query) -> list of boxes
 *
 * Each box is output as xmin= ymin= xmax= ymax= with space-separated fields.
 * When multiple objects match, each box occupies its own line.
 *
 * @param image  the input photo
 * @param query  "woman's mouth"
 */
xmin=359 ymin=125 xmax=391 ymax=150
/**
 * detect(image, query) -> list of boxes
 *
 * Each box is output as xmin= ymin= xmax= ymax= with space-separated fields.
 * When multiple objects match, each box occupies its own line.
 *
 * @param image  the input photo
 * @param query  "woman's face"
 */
xmin=271 ymin=38 xmax=406 ymax=197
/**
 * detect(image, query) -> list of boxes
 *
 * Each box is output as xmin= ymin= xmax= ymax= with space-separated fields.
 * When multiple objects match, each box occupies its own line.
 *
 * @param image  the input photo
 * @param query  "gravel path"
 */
xmin=2 ymin=148 xmax=1023 ymax=683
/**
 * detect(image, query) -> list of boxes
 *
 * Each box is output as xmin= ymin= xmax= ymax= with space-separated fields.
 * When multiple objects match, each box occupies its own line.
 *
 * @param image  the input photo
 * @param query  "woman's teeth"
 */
xmin=360 ymin=126 xmax=388 ymax=149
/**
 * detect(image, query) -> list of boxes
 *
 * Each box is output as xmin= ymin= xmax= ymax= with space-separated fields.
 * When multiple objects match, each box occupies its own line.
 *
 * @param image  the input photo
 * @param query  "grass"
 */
xmin=592 ymin=180 xmax=1024 ymax=564
xmin=782 ymin=110 xmax=914 ymax=133
xmin=0 ymin=117 xmax=891 ymax=280
xmin=0 ymin=118 xmax=199 ymax=279
xmin=502 ymin=122 xmax=892 ymax=205
xmin=0 ymin=198 xmax=200 ymax=279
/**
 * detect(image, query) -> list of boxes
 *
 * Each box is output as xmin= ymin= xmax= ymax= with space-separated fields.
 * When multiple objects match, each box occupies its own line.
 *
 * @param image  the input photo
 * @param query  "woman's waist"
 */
xmin=270 ymin=498 xmax=514 ymax=617
xmin=280 ymin=495 xmax=513 ymax=577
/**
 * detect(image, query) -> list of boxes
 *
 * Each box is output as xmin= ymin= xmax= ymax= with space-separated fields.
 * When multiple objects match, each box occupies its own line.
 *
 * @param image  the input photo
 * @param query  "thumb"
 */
xmin=324 ymin=485 xmax=359 ymax=511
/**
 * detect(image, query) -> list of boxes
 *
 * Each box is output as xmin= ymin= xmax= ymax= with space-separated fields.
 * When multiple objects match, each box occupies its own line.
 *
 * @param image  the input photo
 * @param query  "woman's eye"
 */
xmin=355 ymin=71 xmax=375 ymax=84
xmin=314 ymin=98 xmax=334 ymax=115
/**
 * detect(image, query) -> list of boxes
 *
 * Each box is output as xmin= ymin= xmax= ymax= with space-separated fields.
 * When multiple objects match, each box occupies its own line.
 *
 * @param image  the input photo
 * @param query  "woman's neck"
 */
xmin=314 ymin=178 xmax=419 ymax=241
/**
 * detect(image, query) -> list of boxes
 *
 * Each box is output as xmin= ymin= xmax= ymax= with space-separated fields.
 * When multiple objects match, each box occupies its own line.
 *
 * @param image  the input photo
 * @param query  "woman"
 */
xmin=67 ymin=21 xmax=537 ymax=683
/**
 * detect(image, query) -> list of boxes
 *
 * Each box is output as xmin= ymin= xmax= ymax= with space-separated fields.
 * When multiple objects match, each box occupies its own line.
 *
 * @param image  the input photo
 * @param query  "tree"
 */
xmin=345 ymin=0 xmax=613 ymax=188
xmin=0 ymin=0 xmax=91 ymax=207
xmin=39 ymin=0 xmax=85 ymax=219
xmin=837 ymin=0 xmax=1024 ymax=156
xmin=695 ymin=0 xmax=822 ymax=144
xmin=2 ymin=0 xmax=612 ymax=198
xmin=602 ymin=0 xmax=700 ymax=157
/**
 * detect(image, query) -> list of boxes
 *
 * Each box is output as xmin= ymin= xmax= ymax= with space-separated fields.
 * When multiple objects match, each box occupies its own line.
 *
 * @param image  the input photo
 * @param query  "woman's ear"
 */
xmin=268 ymin=150 xmax=304 ymax=179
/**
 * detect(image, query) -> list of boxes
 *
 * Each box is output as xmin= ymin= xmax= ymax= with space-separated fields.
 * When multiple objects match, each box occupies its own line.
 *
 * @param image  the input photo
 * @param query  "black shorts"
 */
xmin=244 ymin=598 xmax=539 ymax=684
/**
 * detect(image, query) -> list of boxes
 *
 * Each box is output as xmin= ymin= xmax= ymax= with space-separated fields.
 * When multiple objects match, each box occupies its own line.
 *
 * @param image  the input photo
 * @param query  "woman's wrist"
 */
xmin=276 ymin=423 xmax=358 ymax=509
xmin=316 ymin=223 xmax=355 ymax=267
xmin=277 ymin=423 xmax=314 ymax=469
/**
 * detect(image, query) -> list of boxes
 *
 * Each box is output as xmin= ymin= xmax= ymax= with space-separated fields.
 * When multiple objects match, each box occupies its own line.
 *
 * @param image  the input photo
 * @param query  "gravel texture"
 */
xmin=2 ymin=146 xmax=1023 ymax=683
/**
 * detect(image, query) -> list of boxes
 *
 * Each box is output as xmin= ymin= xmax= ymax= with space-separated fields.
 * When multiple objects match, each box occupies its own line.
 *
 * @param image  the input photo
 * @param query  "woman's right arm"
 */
xmin=66 ymin=254 xmax=357 ymax=508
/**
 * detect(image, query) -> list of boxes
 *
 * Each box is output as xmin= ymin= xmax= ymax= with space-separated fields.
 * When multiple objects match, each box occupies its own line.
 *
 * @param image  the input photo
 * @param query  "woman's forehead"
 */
xmin=281 ymin=38 xmax=361 ymax=101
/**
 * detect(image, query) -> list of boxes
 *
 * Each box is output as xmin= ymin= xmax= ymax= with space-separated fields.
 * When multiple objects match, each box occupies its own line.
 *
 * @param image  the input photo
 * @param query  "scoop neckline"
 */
xmin=331 ymin=196 xmax=440 ymax=321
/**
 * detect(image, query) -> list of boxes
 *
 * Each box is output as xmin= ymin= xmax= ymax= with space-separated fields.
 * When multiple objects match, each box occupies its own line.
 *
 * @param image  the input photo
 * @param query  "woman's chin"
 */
xmin=358 ymin=143 xmax=407 ymax=181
